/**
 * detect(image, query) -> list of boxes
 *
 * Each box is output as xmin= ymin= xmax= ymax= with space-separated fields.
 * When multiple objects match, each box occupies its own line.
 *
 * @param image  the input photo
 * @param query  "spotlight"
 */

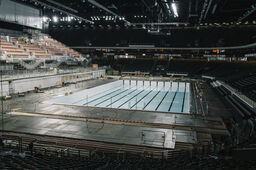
xmin=171 ymin=3 xmax=178 ymax=17
xmin=42 ymin=16 xmax=48 ymax=22
xmin=67 ymin=16 xmax=72 ymax=22
xmin=53 ymin=16 xmax=58 ymax=23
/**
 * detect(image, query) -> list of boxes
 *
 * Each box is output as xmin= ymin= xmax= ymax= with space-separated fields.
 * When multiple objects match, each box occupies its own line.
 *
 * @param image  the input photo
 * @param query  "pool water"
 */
xmin=45 ymin=80 xmax=191 ymax=113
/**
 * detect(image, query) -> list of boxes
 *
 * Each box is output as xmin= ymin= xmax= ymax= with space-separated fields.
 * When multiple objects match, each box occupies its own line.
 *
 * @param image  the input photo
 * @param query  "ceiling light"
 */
xmin=67 ymin=16 xmax=72 ymax=22
xmin=171 ymin=3 xmax=178 ymax=17
xmin=52 ymin=16 xmax=58 ymax=23
xmin=42 ymin=16 xmax=48 ymax=22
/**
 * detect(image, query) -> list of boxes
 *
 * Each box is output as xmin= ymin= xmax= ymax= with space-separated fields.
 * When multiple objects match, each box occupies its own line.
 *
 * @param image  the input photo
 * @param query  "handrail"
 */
xmin=71 ymin=42 xmax=256 ymax=50
xmin=18 ymin=59 xmax=44 ymax=70
xmin=1 ymin=131 xmax=172 ymax=159
xmin=217 ymin=80 xmax=256 ymax=109
xmin=0 ymin=68 xmax=105 ymax=81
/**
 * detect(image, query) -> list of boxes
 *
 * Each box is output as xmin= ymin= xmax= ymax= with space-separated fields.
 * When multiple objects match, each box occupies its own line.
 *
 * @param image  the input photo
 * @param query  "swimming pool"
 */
xmin=45 ymin=80 xmax=191 ymax=113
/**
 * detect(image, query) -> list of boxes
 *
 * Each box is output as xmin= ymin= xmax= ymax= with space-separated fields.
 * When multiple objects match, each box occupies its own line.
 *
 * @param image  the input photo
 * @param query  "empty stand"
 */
xmin=12 ymin=38 xmax=52 ymax=58
xmin=0 ymin=35 xmax=86 ymax=70
xmin=41 ymin=42 xmax=65 ymax=56
xmin=0 ymin=39 xmax=29 ymax=58
xmin=122 ymin=59 xmax=153 ymax=73
xmin=228 ymin=73 xmax=256 ymax=102
xmin=0 ymin=152 xmax=256 ymax=170
xmin=44 ymin=37 xmax=82 ymax=58
xmin=213 ymin=83 xmax=256 ymax=145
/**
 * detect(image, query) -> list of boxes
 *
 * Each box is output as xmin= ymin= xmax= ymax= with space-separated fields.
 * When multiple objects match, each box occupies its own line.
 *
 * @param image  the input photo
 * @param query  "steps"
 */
xmin=18 ymin=59 xmax=44 ymax=70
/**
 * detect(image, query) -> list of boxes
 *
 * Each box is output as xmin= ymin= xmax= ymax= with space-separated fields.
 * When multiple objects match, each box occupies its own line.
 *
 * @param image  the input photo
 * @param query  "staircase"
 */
xmin=18 ymin=59 xmax=44 ymax=69
xmin=167 ymin=150 xmax=190 ymax=160
xmin=44 ymin=56 xmax=83 ymax=68
xmin=83 ymin=57 xmax=92 ymax=67
xmin=44 ymin=60 xmax=64 ymax=68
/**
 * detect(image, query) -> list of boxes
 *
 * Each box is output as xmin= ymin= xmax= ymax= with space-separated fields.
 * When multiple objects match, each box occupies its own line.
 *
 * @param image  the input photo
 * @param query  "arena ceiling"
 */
xmin=20 ymin=0 xmax=256 ymax=29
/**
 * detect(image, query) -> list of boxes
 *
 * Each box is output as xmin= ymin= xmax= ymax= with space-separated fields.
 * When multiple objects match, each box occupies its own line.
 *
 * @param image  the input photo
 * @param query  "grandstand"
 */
xmin=0 ymin=0 xmax=256 ymax=169
xmin=0 ymin=35 xmax=85 ymax=69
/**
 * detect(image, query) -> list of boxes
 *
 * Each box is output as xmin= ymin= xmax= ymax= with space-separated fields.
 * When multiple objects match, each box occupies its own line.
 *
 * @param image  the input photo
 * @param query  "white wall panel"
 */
xmin=0 ymin=81 xmax=9 ymax=96
xmin=0 ymin=0 xmax=42 ymax=29
xmin=0 ymin=70 xmax=106 ymax=96
xmin=13 ymin=76 xmax=61 ymax=93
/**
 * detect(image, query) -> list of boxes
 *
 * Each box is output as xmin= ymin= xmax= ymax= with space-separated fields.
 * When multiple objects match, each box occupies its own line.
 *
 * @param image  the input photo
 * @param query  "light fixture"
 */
xmin=42 ymin=16 xmax=48 ymax=22
xmin=53 ymin=16 xmax=58 ymax=23
xmin=171 ymin=3 xmax=178 ymax=17
xmin=67 ymin=16 xmax=72 ymax=22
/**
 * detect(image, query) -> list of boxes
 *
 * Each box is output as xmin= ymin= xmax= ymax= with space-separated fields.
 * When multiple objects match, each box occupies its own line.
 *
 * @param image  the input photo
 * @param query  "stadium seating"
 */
xmin=168 ymin=59 xmax=206 ymax=74
xmin=0 ymin=38 xmax=30 ymax=58
xmin=12 ymin=38 xmax=52 ymax=58
xmin=0 ymin=153 xmax=256 ymax=170
xmin=0 ymin=35 xmax=85 ymax=70
xmin=122 ymin=59 xmax=153 ymax=73
xmin=44 ymin=37 xmax=82 ymax=58
xmin=1 ymin=36 xmax=83 ymax=60
xmin=214 ymin=84 xmax=256 ymax=145
xmin=228 ymin=73 xmax=256 ymax=102
xmin=152 ymin=59 xmax=168 ymax=76
xmin=41 ymin=42 xmax=65 ymax=56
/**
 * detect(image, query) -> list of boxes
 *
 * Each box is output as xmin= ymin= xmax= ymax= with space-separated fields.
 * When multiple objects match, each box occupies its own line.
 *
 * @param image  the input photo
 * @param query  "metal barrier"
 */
xmin=1 ymin=67 xmax=105 ymax=81
xmin=217 ymin=80 xmax=256 ymax=109
xmin=0 ymin=131 xmax=172 ymax=159
xmin=203 ymin=75 xmax=256 ymax=109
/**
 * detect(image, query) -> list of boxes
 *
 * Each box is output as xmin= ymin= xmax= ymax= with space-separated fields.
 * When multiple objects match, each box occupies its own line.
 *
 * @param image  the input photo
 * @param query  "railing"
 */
xmin=201 ymin=75 xmax=215 ymax=80
xmin=217 ymin=80 xmax=256 ymax=109
xmin=202 ymin=75 xmax=256 ymax=109
xmin=0 ymin=67 xmax=105 ymax=81
xmin=0 ymin=65 xmax=13 ymax=71
xmin=19 ymin=59 xmax=44 ymax=70
xmin=0 ymin=132 xmax=171 ymax=159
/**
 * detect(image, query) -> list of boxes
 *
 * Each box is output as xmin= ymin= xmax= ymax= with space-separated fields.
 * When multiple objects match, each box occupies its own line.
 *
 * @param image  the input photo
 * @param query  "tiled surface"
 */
xmin=45 ymin=80 xmax=191 ymax=113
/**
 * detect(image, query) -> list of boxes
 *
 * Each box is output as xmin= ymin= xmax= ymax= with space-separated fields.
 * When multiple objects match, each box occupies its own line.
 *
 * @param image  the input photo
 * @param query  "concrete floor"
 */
xmin=203 ymin=83 xmax=232 ymax=119
xmin=0 ymin=77 xmax=229 ymax=150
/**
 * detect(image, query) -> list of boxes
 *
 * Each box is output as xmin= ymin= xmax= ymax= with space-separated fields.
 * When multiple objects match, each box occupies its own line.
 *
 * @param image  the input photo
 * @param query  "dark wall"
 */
xmin=49 ymin=26 xmax=256 ymax=48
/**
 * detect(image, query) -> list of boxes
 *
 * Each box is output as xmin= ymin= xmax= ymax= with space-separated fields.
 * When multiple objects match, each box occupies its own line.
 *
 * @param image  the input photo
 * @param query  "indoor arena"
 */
xmin=0 ymin=0 xmax=256 ymax=169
